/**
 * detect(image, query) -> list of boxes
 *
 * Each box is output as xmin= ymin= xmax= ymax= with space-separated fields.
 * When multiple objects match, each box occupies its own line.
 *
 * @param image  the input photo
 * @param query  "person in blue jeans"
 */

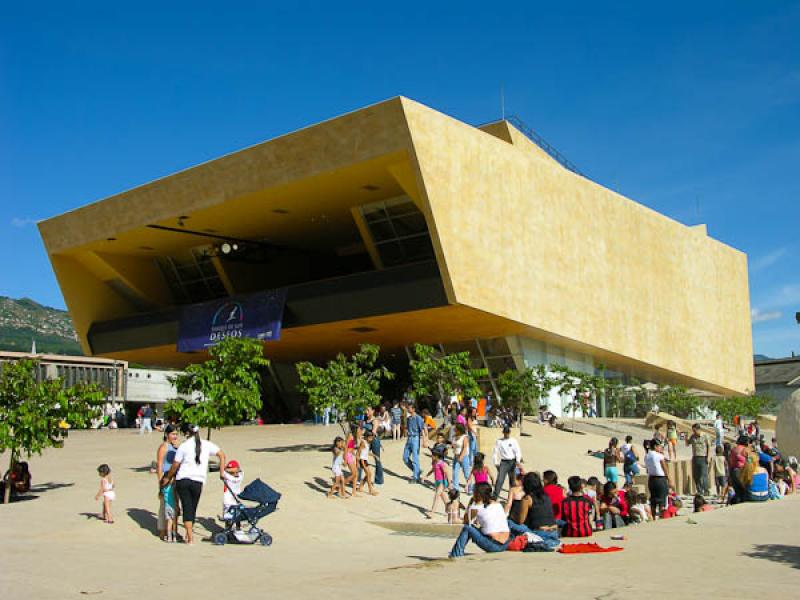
xmin=505 ymin=472 xmax=561 ymax=551
xmin=403 ymin=405 xmax=426 ymax=483
xmin=451 ymin=424 xmax=472 ymax=491
xmin=449 ymin=483 xmax=510 ymax=557
xmin=621 ymin=436 xmax=640 ymax=485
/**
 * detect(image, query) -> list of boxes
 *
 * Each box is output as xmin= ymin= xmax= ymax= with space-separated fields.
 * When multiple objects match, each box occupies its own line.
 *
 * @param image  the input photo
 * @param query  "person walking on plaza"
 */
xmin=139 ymin=404 xmax=153 ymax=434
xmin=165 ymin=424 xmax=227 ymax=545
xmin=390 ymin=401 xmax=402 ymax=440
xmin=686 ymin=423 xmax=711 ymax=495
xmin=493 ymin=426 xmax=522 ymax=499
xmin=403 ymin=405 xmax=426 ymax=483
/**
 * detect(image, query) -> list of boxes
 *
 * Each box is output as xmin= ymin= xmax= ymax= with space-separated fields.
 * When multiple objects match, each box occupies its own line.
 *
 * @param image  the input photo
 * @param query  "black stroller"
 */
xmin=213 ymin=478 xmax=281 ymax=546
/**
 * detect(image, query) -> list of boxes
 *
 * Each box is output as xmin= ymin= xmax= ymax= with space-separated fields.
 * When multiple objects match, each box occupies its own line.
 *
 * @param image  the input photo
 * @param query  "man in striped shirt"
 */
xmin=561 ymin=476 xmax=593 ymax=537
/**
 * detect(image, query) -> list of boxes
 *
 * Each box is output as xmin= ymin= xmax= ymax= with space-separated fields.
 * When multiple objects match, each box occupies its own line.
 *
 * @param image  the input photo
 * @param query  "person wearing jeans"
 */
xmin=165 ymin=424 xmax=226 ymax=545
xmin=493 ymin=426 xmax=522 ymax=499
xmin=686 ymin=424 xmax=711 ymax=496
xmin=403 ymin=405 xmax=426 ymax=483
xmin=451 ymin=424 xmax=471 ymax=490
xmin=449 ymin=483 xmax=510 ymax=558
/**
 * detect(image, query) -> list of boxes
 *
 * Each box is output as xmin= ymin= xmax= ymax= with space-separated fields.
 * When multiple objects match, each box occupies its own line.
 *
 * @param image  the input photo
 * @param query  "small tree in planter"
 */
xmin=168 ymin=336 xmax=269 ymax=440
xmin=0 ymin=359 xmax=104 ymax=503
xmin=296 ymin=344 xmax=394 ymax=435
xmin=408 ymin=343 xmax=487 ymax=414
xmin=497 ymin=364 xmax=555 ymax=435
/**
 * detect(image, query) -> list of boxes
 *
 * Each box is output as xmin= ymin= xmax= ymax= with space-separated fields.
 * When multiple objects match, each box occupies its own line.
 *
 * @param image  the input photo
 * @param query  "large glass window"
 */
xmin=159 ymin=248 xmax=227 ymax=304
xmin=359 ymin=196 xmax=435 ymax=268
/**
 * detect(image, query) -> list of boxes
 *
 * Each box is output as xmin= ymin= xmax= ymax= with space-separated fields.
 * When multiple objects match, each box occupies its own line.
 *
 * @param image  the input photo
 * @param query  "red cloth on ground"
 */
xmin=558 ymin=543 xmax=623 ymax=554
xmin=507 ymin=535 xmax=528 ymax=551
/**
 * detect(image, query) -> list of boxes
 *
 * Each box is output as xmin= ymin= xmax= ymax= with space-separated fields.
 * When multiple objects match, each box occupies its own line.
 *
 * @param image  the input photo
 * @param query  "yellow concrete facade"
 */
xmin=39 ymin=97 xmax=754 ymax=395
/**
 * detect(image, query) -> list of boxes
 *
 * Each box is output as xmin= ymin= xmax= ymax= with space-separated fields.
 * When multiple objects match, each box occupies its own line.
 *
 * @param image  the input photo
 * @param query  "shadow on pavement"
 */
xmin=250 ymin=444 xmax=330 ymax=453
xmin=742 ymin=544 xmax=800 ymax=570
xmin=127 ymin=508 xmax=159 ymax=536
xmin=30 ymin=482 xmax=74 ymax=493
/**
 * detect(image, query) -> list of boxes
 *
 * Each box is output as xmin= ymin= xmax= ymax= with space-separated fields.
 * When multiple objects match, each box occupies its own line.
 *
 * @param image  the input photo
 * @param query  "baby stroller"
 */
xmin=213 ymin=478 xmax=281 ymax=546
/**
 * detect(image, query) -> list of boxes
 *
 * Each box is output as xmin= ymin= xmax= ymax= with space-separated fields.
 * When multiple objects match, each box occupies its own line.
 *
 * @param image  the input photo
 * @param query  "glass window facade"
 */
xmin=359 ymin=196 xmax=435 ymax=268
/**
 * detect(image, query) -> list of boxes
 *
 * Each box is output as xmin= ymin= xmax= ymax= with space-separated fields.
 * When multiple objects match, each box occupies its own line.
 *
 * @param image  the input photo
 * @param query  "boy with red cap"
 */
xmin=222 ymin=459 xmax=244 ymax=523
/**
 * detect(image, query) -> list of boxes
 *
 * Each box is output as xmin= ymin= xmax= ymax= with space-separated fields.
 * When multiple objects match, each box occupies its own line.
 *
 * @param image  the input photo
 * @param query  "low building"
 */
xmin=0 ymin=349 xmax=127 ymax=406
xmin=755 ymin=356 xmax=800 ymax=410
xmin=126 ymin=367 xmax=193 ymax=416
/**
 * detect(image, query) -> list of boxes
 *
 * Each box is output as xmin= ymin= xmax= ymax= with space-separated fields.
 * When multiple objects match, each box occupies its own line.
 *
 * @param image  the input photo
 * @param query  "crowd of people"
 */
xmin=315 ymin=399 xmax=798 ymax=558
xmin=442 ymin=417 xmax=800 ymax=557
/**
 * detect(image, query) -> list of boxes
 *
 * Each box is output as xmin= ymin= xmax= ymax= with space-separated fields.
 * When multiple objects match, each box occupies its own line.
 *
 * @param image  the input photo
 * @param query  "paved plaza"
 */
xmin=1 ymin=422 xmax=798 ymax=599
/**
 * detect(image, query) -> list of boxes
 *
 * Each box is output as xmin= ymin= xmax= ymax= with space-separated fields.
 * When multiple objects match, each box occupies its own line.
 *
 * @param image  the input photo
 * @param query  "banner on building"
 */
xmin=177 ymin=288 xmax=288 ymax=352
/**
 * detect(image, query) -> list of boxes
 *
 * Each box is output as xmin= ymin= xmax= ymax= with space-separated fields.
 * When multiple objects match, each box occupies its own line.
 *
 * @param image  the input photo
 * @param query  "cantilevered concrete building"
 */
xmin=39 ymin=97 xmax=754 ymax=416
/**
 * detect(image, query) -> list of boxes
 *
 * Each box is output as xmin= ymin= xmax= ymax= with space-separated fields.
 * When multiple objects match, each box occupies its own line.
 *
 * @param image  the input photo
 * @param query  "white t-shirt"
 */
xmin=475 ymin=503 xmax=510 ymax=535
xmin=175 ymin=438 xmax=220 ymax=484
xmin=222 ymin=471 xmax=244 ymax=507
xmin=645 ymin=451 xmax=666 ymax=476
xmin=714 ymin=418 xmax=724 ymax=434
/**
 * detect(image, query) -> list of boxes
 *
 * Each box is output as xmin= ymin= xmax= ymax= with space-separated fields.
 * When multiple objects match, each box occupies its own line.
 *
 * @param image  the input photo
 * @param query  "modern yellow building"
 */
xmin=39 ymin=97 xmax=754 ymax=417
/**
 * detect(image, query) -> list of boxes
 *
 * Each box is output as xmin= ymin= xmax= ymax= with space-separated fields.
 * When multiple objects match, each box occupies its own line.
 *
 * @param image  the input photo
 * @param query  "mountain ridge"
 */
xmin=0 ymin=296 xmax=82 ymax=355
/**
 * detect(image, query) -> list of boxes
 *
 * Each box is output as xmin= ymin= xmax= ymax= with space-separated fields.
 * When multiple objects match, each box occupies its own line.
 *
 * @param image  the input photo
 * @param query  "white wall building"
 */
xmin=126 ymin=368 xmax=193 ymax=407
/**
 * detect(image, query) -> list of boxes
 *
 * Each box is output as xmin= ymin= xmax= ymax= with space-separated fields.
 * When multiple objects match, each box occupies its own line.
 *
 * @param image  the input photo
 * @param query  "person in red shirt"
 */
xmin=561 ymin=476 xmax=593 ymax=537
xmin=543 ymin=470 xmax=565 ymax=522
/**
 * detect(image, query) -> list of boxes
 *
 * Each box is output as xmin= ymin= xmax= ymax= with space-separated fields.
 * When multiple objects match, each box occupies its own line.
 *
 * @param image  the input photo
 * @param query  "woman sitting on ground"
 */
xmin=448 ymin=483 xmax=510 ymax=558
xmin=740 ymin=454 xmax=769 ymax=502
xmin=508 ymin=472 xmax=560 ymax=548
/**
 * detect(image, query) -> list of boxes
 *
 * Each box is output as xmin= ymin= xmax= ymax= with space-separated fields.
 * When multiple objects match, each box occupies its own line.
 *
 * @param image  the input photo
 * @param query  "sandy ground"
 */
xmin=1 ymin=421 xmax=798 ymax=599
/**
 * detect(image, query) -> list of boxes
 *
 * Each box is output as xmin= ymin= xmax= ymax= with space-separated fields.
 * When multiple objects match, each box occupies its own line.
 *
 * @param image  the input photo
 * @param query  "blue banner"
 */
xmin=177 ymin=288 xmax=288 ymax=352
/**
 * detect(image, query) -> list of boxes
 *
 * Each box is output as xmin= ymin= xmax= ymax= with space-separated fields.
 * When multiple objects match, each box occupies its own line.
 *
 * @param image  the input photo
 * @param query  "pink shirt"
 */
xmin=433 ymin=460 xmax=446 ymax=482
xmin=456 ymin=415 xmax=467 ymax=426
xmin=474 ymin=467 xmax=489 ymax=484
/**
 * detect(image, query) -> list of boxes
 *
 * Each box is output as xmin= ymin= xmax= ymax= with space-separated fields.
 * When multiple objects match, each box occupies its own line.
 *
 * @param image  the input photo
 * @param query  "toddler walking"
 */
xmin=95 ymin=464 xmax=115 ymax=524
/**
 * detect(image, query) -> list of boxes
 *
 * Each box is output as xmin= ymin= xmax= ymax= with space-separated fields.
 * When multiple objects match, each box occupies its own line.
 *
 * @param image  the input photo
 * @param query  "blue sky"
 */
xmin=1 ymin=1 xmax=798 ymax=357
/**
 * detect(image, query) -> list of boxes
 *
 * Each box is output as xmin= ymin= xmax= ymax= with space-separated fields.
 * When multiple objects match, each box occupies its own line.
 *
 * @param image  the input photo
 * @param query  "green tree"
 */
xmin=296 ymin=344 xmax=394 ymax=434
xmin=497 ymin=364 xmax=555 ymax=434
xmin=0 ymin=359 xmax=104 ymax=503
xmin=409 ymin=343 xmax=487 ymax=410
xmin=713 ymin=393 xmax=769 ymax=425
xmin=654 ymin=385 xmax=706 ymax=419
xmin=547 ymin=364 xmax=595 ymax=431
xmin=168 ymin=337 xmax=269 ymax=439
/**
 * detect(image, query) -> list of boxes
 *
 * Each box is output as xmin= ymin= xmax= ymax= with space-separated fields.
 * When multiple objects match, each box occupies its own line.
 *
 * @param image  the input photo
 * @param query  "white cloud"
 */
xmin=10 ymin=217 xmax=37 ymax=228
xmin=751 ymin=308 xmax=783 ymax=323
xmin=750 ymin=247 xmax=788 ymax=272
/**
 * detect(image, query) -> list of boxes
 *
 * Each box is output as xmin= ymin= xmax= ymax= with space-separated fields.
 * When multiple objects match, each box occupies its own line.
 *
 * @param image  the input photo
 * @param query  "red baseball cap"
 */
xmin=225 ymin=460 xmax=240 ymax=469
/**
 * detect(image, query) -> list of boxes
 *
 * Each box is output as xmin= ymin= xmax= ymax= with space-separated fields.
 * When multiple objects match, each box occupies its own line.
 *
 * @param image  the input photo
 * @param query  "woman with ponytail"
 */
xmin=165 ymin=424 xmax=226 ymax=544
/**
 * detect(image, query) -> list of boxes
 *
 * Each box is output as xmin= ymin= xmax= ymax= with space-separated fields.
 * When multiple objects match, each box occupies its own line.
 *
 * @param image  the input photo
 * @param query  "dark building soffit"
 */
xmin=88 ymin=260 xmax=447 ymax=355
